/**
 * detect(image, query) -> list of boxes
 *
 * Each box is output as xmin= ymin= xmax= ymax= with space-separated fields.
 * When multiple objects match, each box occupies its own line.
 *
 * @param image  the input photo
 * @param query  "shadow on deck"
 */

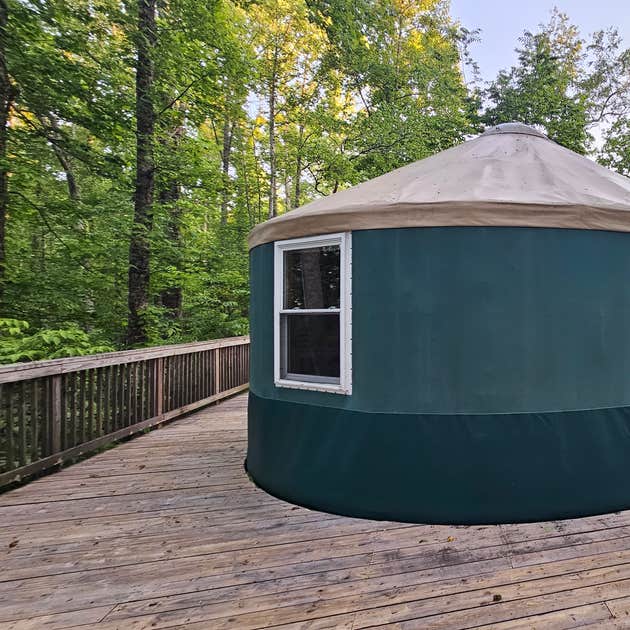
xmin=1 ymin=393 xmax=630 ymax=628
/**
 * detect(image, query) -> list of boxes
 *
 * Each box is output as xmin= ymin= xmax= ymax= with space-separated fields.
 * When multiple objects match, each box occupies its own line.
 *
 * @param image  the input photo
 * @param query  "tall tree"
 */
xmin=483 ymin=10 xmax=590 ymax=152
xmin=0 ymin=0 xmax=11 ymax=303
xmin=127 ymin=0 xmax=157 ymax=346
xmin=586 ymin=29 xmax=630 ymax=174
xmin=308 ymin=0 xmax=478 ymax=180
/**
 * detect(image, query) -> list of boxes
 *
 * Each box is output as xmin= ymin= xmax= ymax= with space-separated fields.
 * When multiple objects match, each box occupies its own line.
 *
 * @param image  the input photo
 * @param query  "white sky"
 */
xmin=450 ymin=0 xmax=630 ymax=84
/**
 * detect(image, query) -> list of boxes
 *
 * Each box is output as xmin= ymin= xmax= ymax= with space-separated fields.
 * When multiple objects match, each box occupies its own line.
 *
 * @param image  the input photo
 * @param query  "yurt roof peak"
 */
xmin=248 ymin=122 xmax=630 ymax=249
xmin=480 ymin=121 xmax=549 ymax=139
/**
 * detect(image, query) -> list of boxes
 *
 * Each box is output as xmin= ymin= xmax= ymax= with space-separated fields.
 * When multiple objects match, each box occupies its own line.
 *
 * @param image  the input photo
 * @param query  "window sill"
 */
xmin=274 ymin=378 xmax=351 ymax=395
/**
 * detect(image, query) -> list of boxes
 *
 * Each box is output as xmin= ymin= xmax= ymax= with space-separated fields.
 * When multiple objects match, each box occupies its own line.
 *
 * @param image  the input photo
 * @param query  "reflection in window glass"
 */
xmin=281 ymin=313 xmax=340 ymax=380
xmin=284 ymin=246 xmax=340 ymax=309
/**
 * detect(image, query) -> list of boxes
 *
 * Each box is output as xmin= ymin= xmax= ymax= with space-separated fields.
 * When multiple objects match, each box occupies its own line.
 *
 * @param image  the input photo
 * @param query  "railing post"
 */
xmin=213 ymin=348 xmax=220 ymax=395
xmin=51 ymin=375 xmax=62 ymax=454
xmin=155 ymin=358 xmax=164 ymax=417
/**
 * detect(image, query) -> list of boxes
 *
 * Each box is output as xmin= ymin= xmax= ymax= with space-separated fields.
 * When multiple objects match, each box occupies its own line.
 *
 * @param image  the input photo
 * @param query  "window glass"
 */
xmin=283 ymin=245 xmax=340 ymax=309
xmin=281 ymin=313 xmax=340 ymax=379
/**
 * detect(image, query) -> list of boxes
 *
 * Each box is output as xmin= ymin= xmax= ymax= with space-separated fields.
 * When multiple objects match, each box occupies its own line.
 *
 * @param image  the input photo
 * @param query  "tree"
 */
xmin=586 ymin=29 xmax=630 ymax=174
xmin=308 ymin=0 xmax=478 ymax=181
xmin=483 ymin=10 xmax=590 ymax=153
xmin=127 ymin=0 xmax=157 ymax=346
xmin=0 ymin=0 xmax=12 ymax=304
xmin=250 ymin=0 xmax=322 ymax=218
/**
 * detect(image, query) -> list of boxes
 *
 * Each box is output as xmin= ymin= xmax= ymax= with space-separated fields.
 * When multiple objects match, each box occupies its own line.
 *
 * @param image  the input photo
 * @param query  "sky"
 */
xmin=450 ymin=0 xmax=630 ymax=84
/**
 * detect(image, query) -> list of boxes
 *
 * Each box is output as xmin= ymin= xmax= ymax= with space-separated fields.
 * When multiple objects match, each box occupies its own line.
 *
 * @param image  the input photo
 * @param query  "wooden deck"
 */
xmin=2 ymin=394 xmax=630 ymax=628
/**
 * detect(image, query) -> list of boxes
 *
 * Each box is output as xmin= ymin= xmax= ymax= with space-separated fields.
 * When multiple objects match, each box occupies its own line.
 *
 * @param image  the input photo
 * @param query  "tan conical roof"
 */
xmin=248 ymin=122 xmax=630 ymax=249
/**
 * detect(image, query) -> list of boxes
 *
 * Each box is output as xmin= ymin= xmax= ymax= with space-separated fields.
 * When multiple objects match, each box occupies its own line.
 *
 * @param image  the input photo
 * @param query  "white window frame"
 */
xmin=274 ymin=232 xmax=352 ymax=395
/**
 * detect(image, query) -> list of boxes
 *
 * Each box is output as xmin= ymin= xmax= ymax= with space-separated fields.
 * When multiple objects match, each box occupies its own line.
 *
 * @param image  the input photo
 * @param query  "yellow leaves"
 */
xmin=9 ymin=108 xmax=34 ymax=129
xmin=321 ymin=14 xmax=333 ymax=27
xmin=198 ymin=122 xmax=215 ymax=140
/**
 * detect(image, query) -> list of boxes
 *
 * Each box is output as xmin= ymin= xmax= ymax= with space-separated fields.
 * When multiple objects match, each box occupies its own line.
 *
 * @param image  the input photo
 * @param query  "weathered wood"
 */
xmin=0 ymin=337 xmax=249 ymax=488
xmin=78 ymin=370 xmax=86 ymax=444
xmin=0 ymin=337 xmax=249 ymax=384
xmin=0 ymin=383 xmax=247 ymax=488
xmin=50 ymin=375 xmax=61 ymax=455
xmin=103 ymin=365 xmax=111 ymax=435
xmin=213 ymin=347 xmax=220 ymax=395
xmin=125 ymin=363 xmax=133 ymax=427
xmin=3 ymin=394 xmax=630 ymax=630
xmin=3 ymin=384 xmax=12 ymax=471
xmin=18 ymin=381 xmax=26 ymax=466
xmin=30 ymin=380 xmax=38 ymax=463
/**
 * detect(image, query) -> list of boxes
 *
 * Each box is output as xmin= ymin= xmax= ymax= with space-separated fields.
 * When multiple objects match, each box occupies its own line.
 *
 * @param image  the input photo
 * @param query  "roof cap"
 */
xmin=481 ymin=122 xmax=549 ymax=139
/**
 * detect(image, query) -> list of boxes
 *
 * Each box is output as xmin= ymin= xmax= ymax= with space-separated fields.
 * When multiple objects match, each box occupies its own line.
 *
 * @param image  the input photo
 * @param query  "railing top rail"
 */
xmin=0 ymin=336 xmax=250 ymax=384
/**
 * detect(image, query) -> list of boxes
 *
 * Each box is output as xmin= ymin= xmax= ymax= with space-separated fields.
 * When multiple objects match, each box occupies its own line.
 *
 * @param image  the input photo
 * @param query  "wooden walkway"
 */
xmin=2 ymin=395 xmax=630 ymax=628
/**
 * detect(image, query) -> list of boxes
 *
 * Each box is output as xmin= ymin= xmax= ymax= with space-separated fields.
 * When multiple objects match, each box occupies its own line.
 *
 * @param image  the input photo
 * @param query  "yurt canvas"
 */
xmin=246 ymin=122 xmax=630 ymax=525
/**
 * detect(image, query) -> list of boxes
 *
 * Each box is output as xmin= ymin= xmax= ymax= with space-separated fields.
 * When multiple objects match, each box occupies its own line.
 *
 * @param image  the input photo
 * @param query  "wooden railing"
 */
xmin=0 ymin=336 xmax=249 ymax=488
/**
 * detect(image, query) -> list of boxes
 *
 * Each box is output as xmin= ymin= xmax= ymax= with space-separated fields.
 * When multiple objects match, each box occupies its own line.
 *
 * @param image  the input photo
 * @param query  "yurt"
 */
xmin=246 ymin=122 xmax=630 ymax=525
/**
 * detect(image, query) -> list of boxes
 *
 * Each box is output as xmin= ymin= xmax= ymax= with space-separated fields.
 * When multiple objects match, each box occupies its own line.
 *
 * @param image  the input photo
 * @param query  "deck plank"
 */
xmin=2 ymin=393 xmax=630 ymax=629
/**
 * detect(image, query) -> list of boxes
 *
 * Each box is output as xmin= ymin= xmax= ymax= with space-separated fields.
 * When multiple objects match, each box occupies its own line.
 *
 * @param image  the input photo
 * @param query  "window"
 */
xmin=274 ymin=233 xmax=352 ymax=394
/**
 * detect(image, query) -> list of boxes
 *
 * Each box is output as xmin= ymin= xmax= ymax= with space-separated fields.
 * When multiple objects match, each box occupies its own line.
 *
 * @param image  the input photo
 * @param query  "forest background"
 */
xmin=1 ymin=0 xmax=629 ymax=362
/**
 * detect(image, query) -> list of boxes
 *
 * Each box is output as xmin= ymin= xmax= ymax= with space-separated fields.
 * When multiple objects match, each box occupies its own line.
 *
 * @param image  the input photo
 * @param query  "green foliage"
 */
xmin=483 ymin=10 xmax=591 ymax=152
xmin=2 ymin=0 xmax=628 ymax=363
xmin=308 ymin=0 xmax=479 ymax=179
xmin=0 ymin=319 xmax=113 ymax=363
xmin=600 ymin=119 xmax=630 ymax=176
xmin=482 ymin=11 xmax=630 ymax=159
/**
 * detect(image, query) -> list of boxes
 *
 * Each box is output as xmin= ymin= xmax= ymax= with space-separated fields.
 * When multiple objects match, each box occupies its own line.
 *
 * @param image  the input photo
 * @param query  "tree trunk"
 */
xmin=268 ymin=45 xmax=278 ymax=219
xmin=127 ymin=0 xmax=157 ymax=346
xmin=44 ymin=115 xmax=80 ymax=202
xmin=220 ymin=117 xmax=234 ymax=225
xmin=293 ymin=124 xmax=304 ymax=209
xmin=51 ymin=143 xmax=80 ymax=201
xmin=0 ymin=0 xmax=12 ymax=305
xmin=238 ymin=131 xmax=254 ymax=228
xmin=158 ymin=182 xmax=182 ymax=320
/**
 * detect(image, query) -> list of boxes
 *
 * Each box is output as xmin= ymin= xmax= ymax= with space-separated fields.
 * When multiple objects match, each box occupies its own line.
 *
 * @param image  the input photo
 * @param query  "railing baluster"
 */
xmin=51 ymin=374 xmax=62 ymax=456
xmin=126 ymin=363 xmax=132 ymax=427
xmin=39 ymin=380 xmax=48 ymax=458
xmin=155 ymin=358 xmax=163 ymax=417
xmin=6 ymin=385 xmax=13 ymax=472
xmin=31 ymin=380 xmax=39 ymax=463
xmin=174 ymin=356 xmax=180 ymax=409
xmin=141 ymin=361 xmax=146 ymax=421
xmin=18 ymin=381 xmax=27 ymax=467
xmin=103 ymin=366 xmax=111 ymax=435
xmin=95 ymin=369 xmax=103 ymax=437
xmin=67 ymin=374 xmax=74 ymax=449
xmin=88 ymin=369 xmax=95 ymax=441
xmin=134 ymin=363 xmax=140 ymax=422
xmin=79 ymin=371 xmax=86 ymax=444
xmin=114 ymin=364 xmax=122 ymax=431
xmin=188 ymin=353 xmax=193 ymax=405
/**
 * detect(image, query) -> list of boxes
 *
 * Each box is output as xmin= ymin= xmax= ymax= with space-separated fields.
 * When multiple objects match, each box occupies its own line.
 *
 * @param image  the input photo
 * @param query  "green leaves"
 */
xmin=0 ymin=318 xmax=113 ymax=363
xmin=4 ymin=0 xmax=627 ymax=363
xmin=483 ymin=11 xmax=591 ymax=153
xmin=481 ymin=10 xmax=630 ymax=158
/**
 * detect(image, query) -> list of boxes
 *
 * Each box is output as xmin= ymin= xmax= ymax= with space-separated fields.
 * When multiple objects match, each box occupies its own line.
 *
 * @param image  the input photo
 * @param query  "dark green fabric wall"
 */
xmin=248 ymin=392 xmax=630 ymax=524
xmin=251 ymin=227 xmax=630 ymax=414
xmin=248 ymin=227 xmax=630 ymax=523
